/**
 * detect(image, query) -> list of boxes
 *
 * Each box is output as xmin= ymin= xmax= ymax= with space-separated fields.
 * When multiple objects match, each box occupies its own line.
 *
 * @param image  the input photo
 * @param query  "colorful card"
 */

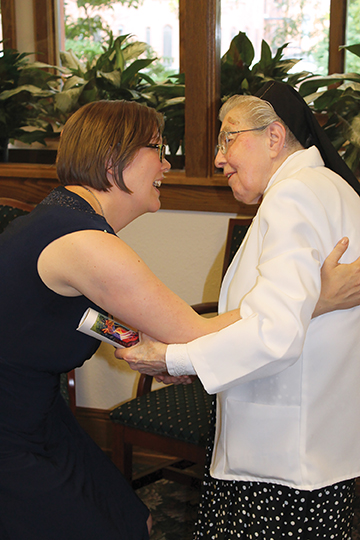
xmin=77 ymin=308 xmax=139 ymax=348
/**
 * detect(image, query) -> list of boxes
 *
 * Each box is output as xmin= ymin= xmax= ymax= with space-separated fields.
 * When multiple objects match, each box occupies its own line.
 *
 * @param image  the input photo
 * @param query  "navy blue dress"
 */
xmin=0 ymin=187 xmax=149 ymax=540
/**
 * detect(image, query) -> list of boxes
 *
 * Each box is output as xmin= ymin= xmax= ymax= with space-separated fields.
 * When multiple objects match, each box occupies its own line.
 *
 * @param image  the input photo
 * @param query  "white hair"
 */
xmin=219 ymin=95 xmax=302 ymax=150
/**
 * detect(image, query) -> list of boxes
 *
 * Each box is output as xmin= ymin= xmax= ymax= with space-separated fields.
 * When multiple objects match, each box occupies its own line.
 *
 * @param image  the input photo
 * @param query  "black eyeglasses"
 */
xmin=146 ymin=144 xmax=166 ymax=162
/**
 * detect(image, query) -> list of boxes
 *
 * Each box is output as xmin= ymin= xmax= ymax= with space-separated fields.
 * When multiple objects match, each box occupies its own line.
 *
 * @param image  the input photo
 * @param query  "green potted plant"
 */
xmin=299 ymin=44 xmax=360 ymax=174
xmin=55 ymin=32 xmax=186 ymax=166
xmin=146 ymin=73 xmax=185 ymax=158
xmin=221 ymin=31 xmax=312 ymax=99
xmin=0 ymin=43 xmax=60 ymax=161
xmin=54 ymin=32 xmax=156 ymax=120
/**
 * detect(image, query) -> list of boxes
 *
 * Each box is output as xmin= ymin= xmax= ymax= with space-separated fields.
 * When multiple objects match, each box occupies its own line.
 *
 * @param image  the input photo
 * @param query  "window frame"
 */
xmin=1 ymin=0 xmax=16 ymax=49
xmin=0 ymin=0 xmax=349 ymax=213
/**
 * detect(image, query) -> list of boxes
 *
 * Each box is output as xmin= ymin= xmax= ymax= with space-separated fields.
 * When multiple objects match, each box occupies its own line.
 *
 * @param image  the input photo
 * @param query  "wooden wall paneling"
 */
xmin=159 ymin=183 xmax=256 ymax=214
xmin=0 ymin=163 xmax=258 ymax=215
xmin=0 ymin=164 xmax=58 ymax=204
xmin=184 ymin=0 xmax=221 ymax=178
xmin=328 ymin=0 xmax=347 ymax=74
xmin=1 ymin=0 xmax=17 ymax=49
xmin=179 ymin=0 xmax=185 ymax=74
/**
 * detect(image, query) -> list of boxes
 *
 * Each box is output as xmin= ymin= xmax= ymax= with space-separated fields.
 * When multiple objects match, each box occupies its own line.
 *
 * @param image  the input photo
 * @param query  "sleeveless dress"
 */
xmin=0 ymin=187 xmax=149 ymax=540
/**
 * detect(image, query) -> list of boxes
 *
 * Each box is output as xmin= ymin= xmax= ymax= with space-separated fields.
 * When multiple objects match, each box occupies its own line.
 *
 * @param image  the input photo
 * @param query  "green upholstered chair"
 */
xmin=0 ymin=197 xmax=34 ymax=233
xmin=0 ymin=197 xmax=77 ymax=415
xmin=110 ymin=218 xmax=252 ymax=488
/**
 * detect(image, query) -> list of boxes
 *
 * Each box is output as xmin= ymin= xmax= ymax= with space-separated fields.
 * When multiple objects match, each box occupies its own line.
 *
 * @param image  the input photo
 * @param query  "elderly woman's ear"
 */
xmin=267 ymin=121 xmax=287 ymax=156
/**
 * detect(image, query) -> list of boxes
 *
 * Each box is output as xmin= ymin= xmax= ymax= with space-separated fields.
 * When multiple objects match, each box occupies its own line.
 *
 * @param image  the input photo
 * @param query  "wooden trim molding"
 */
xmin=328 ymin=0 xmax=347 ymax=74
xmin=184 ymin=0 xmax=221 ymax=178
xmin=1 ymin=0 xmax=17 ymax=49
xmin=0 ymin=164 xmax=58 ymax=204
xmin=33 ymin=0 xmax=57 ymax=65
xmin=0 ymin=163 xmax=258 ymax=215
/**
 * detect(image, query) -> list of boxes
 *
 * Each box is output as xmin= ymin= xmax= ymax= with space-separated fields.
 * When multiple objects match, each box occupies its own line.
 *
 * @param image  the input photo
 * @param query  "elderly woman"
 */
xmin=119 ymin=83 xmax=360 ymax=539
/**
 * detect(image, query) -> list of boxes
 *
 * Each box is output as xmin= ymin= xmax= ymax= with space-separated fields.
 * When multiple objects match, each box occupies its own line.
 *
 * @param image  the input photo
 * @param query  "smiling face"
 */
xmin=215 ymin=107 xmax=274 ymax=205
xmin=122 ymin=141 xmax=171 ymax=216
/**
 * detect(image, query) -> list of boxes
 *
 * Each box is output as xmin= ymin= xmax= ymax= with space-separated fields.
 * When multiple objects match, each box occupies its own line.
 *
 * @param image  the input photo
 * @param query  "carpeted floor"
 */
xmin=134 ymin=450 xmax=360 ymax=540
xmin=137 ymin=478 xmax=199 ymax=540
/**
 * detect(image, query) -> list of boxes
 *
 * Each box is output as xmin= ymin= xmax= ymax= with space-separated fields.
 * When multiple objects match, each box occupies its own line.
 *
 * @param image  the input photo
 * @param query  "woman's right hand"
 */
xmin=315 ymin=237 xmax=360 ymax=317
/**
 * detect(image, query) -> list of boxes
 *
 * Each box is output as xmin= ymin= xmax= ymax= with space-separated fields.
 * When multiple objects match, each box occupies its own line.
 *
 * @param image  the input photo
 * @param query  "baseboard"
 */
xmin=75 ymin=406 xmax=113 ymax=458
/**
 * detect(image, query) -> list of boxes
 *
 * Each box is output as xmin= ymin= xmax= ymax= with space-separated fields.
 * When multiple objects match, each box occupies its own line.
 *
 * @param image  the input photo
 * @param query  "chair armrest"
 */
xmin=192 ymin=301 xmax=218 ymax=315
xmin=136 ymin=373 xmax=153 ymax=397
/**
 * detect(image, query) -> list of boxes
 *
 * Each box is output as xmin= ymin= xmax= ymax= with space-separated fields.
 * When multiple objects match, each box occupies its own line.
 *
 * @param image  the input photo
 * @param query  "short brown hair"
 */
xmin=56 ymin=100 xmax=165 ymax=193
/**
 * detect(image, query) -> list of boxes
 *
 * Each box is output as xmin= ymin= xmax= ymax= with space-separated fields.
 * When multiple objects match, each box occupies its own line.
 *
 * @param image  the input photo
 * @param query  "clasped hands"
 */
xmin=116 ymin=237 xmax=360 ymax=385
xmin=116 ymin=335 xmax=193 ymax=385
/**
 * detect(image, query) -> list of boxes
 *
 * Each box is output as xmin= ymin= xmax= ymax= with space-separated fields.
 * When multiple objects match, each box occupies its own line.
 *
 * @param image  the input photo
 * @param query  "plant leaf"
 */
xmin=0 ymin=85 xmax=54 ymax=100
xmin=98 ymin=70 xmax=122 ymax=87
xmin=60 ymin=49 xmax=85 ymax=72
xmin=121 ymin=58 xmax=155 ymax=85
xmin=222 ymin=32 xmax=254 ymax=68
xmin=122 ymin=42 xmax=147 ymax=62
xmin=55 ymin=86 xmax=84 ymax=113
xmin=340 ymin=44 xmax=360 ymax=59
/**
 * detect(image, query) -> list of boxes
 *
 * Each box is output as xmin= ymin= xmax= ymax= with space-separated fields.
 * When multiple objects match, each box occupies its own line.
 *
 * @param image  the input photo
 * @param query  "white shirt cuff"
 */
xmin=166 ymin=343 xmax=197 ymax=376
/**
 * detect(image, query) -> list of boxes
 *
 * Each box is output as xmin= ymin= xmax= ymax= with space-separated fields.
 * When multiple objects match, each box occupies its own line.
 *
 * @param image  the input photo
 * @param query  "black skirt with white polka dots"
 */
xmin=194 ymin=400 xmax=356 ymax=539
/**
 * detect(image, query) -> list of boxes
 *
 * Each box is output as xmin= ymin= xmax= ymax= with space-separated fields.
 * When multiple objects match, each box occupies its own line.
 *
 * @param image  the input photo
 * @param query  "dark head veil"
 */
xmin=255 ymin=81 xmax=360 ymax=195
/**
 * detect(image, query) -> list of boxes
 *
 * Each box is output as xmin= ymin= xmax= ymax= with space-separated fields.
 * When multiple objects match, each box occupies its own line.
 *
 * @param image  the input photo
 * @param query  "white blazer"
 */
xmin=167 ymin=146 xmax=360 ymax=490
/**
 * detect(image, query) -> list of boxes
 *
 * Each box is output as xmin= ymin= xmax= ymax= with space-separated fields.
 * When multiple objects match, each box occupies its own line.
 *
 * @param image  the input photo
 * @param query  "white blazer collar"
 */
xmin=264 ymin=146 xmax=324 ymax=197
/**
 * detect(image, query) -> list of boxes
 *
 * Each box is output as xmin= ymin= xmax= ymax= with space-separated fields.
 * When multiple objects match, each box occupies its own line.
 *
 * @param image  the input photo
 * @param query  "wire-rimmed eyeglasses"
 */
xmin=146 ymin=143 xmax=166 ymax=162
xmin=217 ymin=125 xmax=269 ymax=155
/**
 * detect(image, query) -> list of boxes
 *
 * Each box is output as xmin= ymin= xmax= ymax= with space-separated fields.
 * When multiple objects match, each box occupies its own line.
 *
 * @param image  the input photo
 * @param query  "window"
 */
xmin=221 ymin=0 xmax=331 ymax=75
xmin=62 ymin=0 xmax=180 ymax=74
xmin=163 ymin=24 xmax=172 ymax=67
xmin=145 ymin=26 xmax=151 ymax=46
xmin=0 ymin=0 xmax=355 ymax=212
xmin=345 ymin=0 xmax=360 ymax=72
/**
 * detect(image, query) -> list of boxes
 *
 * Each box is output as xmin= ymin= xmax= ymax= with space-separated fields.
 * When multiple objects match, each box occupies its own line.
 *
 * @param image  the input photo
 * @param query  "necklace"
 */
xmin=82 ymin=186 xmax=105 ymax=218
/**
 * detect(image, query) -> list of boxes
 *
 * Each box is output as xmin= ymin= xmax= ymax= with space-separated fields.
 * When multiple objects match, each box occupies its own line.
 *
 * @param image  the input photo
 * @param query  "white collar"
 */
xmin=264 ymin=146 xmax=324 ymax=196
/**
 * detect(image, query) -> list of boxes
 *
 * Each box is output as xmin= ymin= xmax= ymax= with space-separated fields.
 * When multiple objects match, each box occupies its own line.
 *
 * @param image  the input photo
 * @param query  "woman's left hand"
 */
xmin=155 ymin=374 xmax=195 ymax=385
